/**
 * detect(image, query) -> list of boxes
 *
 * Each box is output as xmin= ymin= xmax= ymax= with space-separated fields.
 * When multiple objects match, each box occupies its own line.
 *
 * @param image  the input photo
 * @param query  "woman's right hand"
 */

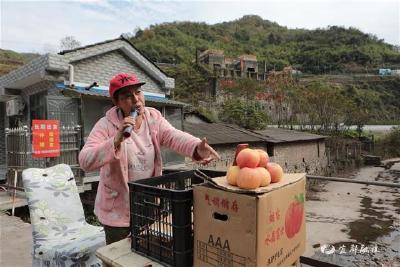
xmin=113 ymin=117 xmax=136 ymax=149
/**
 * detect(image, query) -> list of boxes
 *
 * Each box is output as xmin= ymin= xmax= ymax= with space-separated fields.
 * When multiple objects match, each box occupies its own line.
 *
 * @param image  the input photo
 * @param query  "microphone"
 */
xmin=123 ymin=108 xmax=139 ymax=138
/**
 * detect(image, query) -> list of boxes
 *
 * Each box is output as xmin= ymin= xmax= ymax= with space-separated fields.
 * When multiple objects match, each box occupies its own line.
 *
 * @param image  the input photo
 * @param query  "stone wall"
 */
xmin=324 ymin=138 xmax=362 ymax=176
xmin=272 ymin=140 xmax=327 ymax=174
xmin=184 ymin=140 xmax=328 ymax=175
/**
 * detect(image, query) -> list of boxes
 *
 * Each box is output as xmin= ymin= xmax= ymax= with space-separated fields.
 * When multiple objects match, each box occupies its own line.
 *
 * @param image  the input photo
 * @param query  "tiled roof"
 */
xmin=183 ymin=122 xmax=265 ymax=145
xmin=254 ymin=128 xmax=326 ymax=143
xmin=0 ymin=54 xmax=67 ymax=89
xmin=183 ymin=122 xmax=326 ymax=145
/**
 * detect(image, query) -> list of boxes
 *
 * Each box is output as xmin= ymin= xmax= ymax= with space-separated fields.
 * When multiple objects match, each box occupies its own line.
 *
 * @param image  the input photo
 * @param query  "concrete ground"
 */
xmin=304 ymin=161 xmax=400 ymax=266
xmin=0 ymin=191 xmax=28 ymax=211
xmin=0 ymin=211 xmax=32 ymax=267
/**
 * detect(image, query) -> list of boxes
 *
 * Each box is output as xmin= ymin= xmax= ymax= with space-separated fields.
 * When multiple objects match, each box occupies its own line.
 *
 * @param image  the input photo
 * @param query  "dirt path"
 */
xmin=304 ymin=162 xmax=400 ymax=267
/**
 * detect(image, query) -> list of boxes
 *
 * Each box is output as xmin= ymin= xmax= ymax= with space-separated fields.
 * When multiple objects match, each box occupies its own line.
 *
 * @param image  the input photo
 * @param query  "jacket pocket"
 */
xmin=103 ymin=183 xmax=119 ymax=211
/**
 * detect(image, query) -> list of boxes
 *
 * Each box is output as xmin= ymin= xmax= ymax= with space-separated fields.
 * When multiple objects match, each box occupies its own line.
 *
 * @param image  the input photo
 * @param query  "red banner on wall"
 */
xmin=32 ymin=120 xmax=60 ymax=158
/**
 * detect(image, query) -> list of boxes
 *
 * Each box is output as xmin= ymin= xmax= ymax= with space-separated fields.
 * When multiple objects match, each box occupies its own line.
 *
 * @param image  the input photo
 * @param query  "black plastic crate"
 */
xmin=129 ymin=169 xmax=225 ymax=267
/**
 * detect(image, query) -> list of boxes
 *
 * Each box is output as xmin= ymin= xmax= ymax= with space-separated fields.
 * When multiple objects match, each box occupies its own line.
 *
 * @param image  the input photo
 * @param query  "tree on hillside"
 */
xmin=59 ymin=36 xmax=81 ymax=51
xmin=264 ymin=73 xmax=297 ymax=127
xmin=343 ymin=93 xmax=374 ymax=136
xmin=220 ymin=98 xmax=269 ymax=130
xmin=167 ymin=63 xmax=210 ymax=105
xmin=219 ymin=77 xmax=263 ymax=100
xmin=294 ymin=82 xmax=350 ymax=132
xmin=219 ymin=78 xmax=269 ymax=129
xmin=134 ymin=27 xmax=144 ymax=38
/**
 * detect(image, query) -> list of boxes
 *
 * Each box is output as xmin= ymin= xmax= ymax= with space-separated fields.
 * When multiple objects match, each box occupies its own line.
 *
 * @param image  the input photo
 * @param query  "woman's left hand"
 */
xmin=195 ymin=137 xmax=221 ymax=165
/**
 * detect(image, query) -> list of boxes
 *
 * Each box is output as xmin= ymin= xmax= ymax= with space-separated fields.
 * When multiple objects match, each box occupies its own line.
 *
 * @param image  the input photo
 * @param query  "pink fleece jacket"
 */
xmin=79 ymin=106 xmax=201 ymax=227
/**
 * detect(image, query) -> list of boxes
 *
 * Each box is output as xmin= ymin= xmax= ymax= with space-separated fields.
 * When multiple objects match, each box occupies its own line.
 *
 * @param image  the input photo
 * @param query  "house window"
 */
xmin=317 ymin=142 xmax=320 ymax=157
xmin=30 ymin=91 xmax=47 ymax=121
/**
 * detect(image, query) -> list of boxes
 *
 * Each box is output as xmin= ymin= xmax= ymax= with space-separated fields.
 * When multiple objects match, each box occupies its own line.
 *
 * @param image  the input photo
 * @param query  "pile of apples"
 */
xmin=226 ymin=148 xmax=284 ymax=189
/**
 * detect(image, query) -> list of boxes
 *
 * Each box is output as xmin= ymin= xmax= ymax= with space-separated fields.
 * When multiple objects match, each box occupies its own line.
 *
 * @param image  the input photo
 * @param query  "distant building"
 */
xmin=197 ymin=49 xmax=225 ymax=69
xmin=238 ymin=54 xmax=258 ymax=76
xmin=254 ymin=128 xmax=327 ymax=174
xmin=196 ymin=49 xmax=298 ymax=125
xmin=197 ymin=49 xmax=267 ymax=80
xmin=181 ymin=120 xmax=328 ymax=175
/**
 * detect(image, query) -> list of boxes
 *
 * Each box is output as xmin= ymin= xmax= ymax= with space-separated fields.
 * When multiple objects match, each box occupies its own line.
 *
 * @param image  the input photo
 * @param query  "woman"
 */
xmin=79 ymin=73 xmax=220 ymax=244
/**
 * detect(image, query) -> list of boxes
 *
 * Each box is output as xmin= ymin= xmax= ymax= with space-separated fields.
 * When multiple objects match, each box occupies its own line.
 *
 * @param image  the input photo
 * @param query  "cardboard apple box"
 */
xmin=193 ymin=173 xmax=306 ymax=267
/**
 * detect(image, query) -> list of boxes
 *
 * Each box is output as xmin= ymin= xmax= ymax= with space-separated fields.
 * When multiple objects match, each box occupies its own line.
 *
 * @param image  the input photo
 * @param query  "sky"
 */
xmin=0 ymin=0 xmax=399 ymax=54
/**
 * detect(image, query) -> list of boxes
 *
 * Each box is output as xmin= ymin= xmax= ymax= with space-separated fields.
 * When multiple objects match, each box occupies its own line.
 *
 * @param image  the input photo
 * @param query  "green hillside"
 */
xmin=0 ymin=49 xmax=39 ymax=76
xmin=131 ymin=15 xmax=400 ymax=73
xmin=129 ymin=15 xmax=399 ymax=125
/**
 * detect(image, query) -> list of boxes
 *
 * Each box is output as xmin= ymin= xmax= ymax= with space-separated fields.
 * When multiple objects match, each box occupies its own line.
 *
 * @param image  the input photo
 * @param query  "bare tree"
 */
xmin=59 ymin=36 xmax=81 ymax=51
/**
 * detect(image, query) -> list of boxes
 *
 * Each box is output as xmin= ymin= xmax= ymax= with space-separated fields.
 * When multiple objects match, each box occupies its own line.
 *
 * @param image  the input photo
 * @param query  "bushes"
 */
xmin=220 ymin=99 xmax=269 ymax=130
xmin=375 ymin=127 xmax=400 ymax=158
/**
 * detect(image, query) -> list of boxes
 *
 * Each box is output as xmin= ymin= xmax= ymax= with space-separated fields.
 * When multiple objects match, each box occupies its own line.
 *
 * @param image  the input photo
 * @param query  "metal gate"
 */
xmin=5 ymin=125 xmax=83 ymax=189
xmin=46 ymin=95 xmax=79 ymax=126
